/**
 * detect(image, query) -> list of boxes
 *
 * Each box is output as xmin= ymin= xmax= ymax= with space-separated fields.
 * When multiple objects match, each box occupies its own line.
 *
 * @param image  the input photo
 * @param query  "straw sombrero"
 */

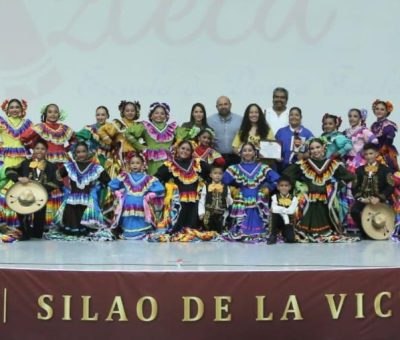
xmin=6 ymin=182 xmax=48 ymax=215
xmin=361 ymin=203 xmax=395 ymax=240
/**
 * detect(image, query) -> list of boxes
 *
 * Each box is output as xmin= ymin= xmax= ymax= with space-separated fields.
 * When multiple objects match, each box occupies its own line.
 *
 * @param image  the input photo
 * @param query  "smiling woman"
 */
xmin=232 ymin=103 xmax=275 ymax=156
xmin=275 ymin=107 xmax=314 ymax=170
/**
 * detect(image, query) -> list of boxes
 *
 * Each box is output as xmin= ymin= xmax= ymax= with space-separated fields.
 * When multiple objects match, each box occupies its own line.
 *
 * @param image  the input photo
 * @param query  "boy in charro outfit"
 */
xmin=198 ymin=165 xmax=232 ymax=233
xmin=268 ymin=175 xmax=298 ymax=244
xmin=5 ymin=139 xmax=60 ymax=239
xmin=350 ymin=143 xmax=394 ymax=237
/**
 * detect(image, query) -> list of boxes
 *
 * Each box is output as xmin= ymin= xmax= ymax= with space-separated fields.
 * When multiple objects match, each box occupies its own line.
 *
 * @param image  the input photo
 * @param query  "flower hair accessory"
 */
xmin=124 ymin=151 xmax=148 ymax=171
xmin=148 ymin=102 xmax=171 ymax=121
xmin=360 ymin=109 xmax=368 ymax=125
xmin=322 ymin=113 xmax=342 ymax=129
xmin=307 ymin=136 xmax=328 ymax=147
xmin=372 ymin=99 xmax=393 ymax=113
xmin=40 ymin=105 xmax=67 ymax=122
xmin=1 ymin=99 xmax=28 ymax=117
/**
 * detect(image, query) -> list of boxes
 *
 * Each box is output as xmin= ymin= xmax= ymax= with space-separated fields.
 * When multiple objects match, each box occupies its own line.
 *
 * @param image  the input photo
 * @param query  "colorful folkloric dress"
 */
xmin=76 ymin=123 xmax=114 ymax=221
xmin=125 ymin=121 xmax=180 ymax=175
xmin=343 ymin=126 xmax=378 ymax=231
xmin=193 ymin=145 xmax=225 ymax=166
xmin=321 ymin=131 xmax=353 ymax=228
xmin=392 ymin=172 xmax=400 ymax=241
xmin=0 ymin=116 xmax=33 ymax=230
xmin=48 ymin=160 xmax=112 ymax=240
xmin=155 ymin=158 xmax=209 ymax=233
xmin=20 ymin=122 xmax=75 ymax=225
xmin=76 ymin=123 xmax=111 ymax=166
xmin=371 ymin=118 xmax=398 ymax=172
xmin=21 ymin=122 xmax=74 ymax=164
xmin=283 ymin=158 xmax=356 ymax=242
xmin=344 ymin=126 xmax=378 ymax=173
xmin=97 ymin=118 xmax=137 ymax=178
xmin=321 ymin=131 xmax=353 ymax=160
xmin=179 ymin=123 xmax=216 ymax=144
xmin=109 ymin=172 xmax=165 ymax=239
xmin=222 ymin=162 xmax=279 ymax=238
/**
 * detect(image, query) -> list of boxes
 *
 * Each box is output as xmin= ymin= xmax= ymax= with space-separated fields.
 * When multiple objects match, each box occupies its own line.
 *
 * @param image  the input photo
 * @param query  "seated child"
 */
xmin=268 ymin=175 xmax=297 ymax=244
xmin=5 ymin=139 xmax=60 ymax=239
xmin=198 ymin=165 xmax=232 ymax=233
xmin=351 ymin=143 xmax=394 ymax=237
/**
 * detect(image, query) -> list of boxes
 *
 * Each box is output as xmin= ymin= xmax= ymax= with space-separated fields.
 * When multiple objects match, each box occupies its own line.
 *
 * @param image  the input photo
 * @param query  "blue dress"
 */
xmin=109 ymin=172 xmax=165 ymax=239
xmin=223 ymin=162 xmax=280 ymax=235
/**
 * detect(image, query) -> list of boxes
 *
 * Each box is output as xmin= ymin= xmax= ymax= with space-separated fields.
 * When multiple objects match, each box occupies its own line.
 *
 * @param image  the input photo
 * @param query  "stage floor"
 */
xmin=0 ymin=240 xmax=399 ymax=271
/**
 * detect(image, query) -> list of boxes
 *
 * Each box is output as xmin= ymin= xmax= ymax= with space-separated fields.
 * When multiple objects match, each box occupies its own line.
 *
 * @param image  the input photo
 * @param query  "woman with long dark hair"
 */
xmin=232 ymin=103 xmax=274 ymax=155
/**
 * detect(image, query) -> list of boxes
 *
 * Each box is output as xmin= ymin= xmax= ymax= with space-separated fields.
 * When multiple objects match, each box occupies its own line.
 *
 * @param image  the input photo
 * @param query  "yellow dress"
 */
xmin=0 ymin=116 xmax=33 ymax=231
xmin=232 ymin=129 xmax=275 ymax=151
xmin=0 ymin=116 xmax=32 ymax=168
xmin=97 ymin=118 xmax=137 ymax=178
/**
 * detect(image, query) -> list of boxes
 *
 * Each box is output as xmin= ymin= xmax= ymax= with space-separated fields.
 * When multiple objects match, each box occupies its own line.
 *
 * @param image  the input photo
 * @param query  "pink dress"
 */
xmin=344 ymin=125 xmax=378 ymax=173
xmin=343 ymin=125 xmax=378 ymax=232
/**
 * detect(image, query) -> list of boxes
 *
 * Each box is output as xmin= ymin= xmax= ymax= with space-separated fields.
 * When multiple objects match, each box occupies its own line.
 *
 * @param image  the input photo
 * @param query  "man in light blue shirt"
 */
xmin=208 ymin=96 xmax=242 ymax=167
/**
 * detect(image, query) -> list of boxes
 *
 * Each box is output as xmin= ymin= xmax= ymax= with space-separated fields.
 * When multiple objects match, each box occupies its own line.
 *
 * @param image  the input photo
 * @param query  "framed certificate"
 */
xmin=259 ymin=140 xmax=282 ymax=160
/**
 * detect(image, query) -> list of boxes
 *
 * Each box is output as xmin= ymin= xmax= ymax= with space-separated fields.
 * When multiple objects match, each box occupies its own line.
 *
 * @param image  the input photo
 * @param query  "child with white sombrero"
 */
xmin=351 ymin=143 xmax=395 ymax=239
xmin=5 ymin=139 xmax=60 ymax=240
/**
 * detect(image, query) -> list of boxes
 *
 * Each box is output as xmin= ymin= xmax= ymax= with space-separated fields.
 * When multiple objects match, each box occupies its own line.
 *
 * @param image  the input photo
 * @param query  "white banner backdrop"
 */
xmin=1 ymin=0 xmax=399 ymax=148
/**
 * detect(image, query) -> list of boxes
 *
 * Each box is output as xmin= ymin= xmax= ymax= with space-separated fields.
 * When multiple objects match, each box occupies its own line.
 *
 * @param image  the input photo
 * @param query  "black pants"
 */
xmin=270 ymin=213 xmax=296 ymax=243
xmin=203 ymin=211 xmax=225 ymax=233
xmin=18 ymin=206 xmax=46 ymax=239
xmin=172 ymin=202 xmax=199 ymax=233
xmin=350 ymin=200 xmax=368 ymax=238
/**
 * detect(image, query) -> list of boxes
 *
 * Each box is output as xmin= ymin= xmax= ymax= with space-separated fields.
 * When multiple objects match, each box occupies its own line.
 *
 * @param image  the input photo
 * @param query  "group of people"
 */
xmin=0 ymin=87 xmax=398 ymax=244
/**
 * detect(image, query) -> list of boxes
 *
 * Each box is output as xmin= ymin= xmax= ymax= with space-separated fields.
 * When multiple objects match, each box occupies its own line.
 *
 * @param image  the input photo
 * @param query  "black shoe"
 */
xmin=267 ymin=235 xmax=277 ymax=245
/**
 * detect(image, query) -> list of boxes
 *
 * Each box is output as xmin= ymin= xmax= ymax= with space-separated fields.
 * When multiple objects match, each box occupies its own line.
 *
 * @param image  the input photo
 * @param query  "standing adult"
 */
xmin=275 ymin=107 xmax=314 ymax=170
xmin=208 ymin=96 xmax=242 ymax=167
xmin=265 ymin=87 xmax=289 ymax=135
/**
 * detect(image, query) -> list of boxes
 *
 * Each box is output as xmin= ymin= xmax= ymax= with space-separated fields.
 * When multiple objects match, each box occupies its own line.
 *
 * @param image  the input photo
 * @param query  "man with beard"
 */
xmin=208 ymin=96 xmax=242 ymax=167
xmin=265 ymin=87 xmax=289 ymax=135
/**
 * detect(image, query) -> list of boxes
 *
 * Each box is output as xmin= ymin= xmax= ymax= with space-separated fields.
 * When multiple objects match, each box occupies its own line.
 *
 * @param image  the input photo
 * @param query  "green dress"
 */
xmin=283 ymin=158 xmax=355 ymax=239
xmin=125 ymin=121 xmax=187 ymax=175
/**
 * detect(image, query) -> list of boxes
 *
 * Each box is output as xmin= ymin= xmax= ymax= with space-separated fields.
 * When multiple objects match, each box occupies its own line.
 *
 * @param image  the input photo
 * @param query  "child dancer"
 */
xmin=321 ymin=113 xmax=352 ymax=160
xmin=109 ymin=154 xmax=164 ymax=239
xmin=50 ymin=142 xmax=112 ymax=239
xmin=98 ymin=100 xmax=140 ymax=177
xmin=125 ymin=102 xmax=186 ymax=175
xmin=5 ymin=140 xmax=60 ymax=240
xmin=0 ymin=98 xmax=33 ymax=229
xmin=223 ymin=142 xmax=280 ymax=238
xmin=370 ymin=99 xmax=398 ymax=171
xmin=21 ymin=103 xmax=75 ymax=225
xmin=343 ymin=109 xmax=378 ymax=232
xmin=156 ymin=140 xmax=209 ymax=233
xmin=21 ymin=103 xmax=75 ymax=164
xmin=0 ymin=98 xmax=32 ymax=169
xmin=344 ymin=109 xmax=378 ymax=173
xmin=350 ymin=143 xmax=394 ymax=237
xmin=268 ymin=176 xmax=297 ymax=244
xmin=193 ymin=129 xmax=225 ymax=166
xmin=76 ymin=105 xmax=112 ymax=167
xmin=199 ymin=165 xmax=232 ymax=233
xmin=283 ymin=138 xmax=355 ymax=242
